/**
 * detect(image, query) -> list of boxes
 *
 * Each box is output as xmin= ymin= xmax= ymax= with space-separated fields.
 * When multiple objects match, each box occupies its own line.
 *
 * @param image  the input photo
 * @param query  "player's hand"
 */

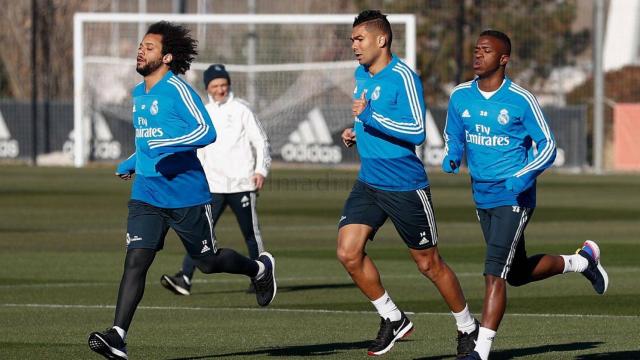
xmin=341 ymin=128 xmax=356 ymax=147
xmin=352 ymin=90 xmax=367 ymax=117
xmin=441 ymin=156 xmax=460 ymax=174
xmin=115 ymin=159 xmax=135 ymax=180
xmin=115 ymin=172 xmax=134 ymax=181
xmin=252 ymin=174 xmax=266 ymax=190
xmin=505 ymin=176 xmax=527 ymax=193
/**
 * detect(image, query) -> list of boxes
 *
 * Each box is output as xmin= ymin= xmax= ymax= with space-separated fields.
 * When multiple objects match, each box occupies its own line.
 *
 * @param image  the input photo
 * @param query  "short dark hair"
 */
xmin=146 ymin=21 xmax=198 ymax=75
xmin=353 ymin=10 xmax=393 ymax=48
xmin=480 ymin=29 xmax=511 ymax=56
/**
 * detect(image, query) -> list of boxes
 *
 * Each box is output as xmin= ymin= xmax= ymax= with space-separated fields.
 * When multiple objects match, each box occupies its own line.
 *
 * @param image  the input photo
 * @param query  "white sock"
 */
xmin=452 ymin=304 xmax=476 ymax=333
xmin=112 ymin=326 xmax=126 ymax=341
xmin=371 ymin=291 xmax=401 ymax=321
xmin=561 ymin=254 xmax=588 ymax=273
xmin=254 ymin=261 xmax=266 ymax=280
xmin=474 ymin=327 xmax=496 ymax=360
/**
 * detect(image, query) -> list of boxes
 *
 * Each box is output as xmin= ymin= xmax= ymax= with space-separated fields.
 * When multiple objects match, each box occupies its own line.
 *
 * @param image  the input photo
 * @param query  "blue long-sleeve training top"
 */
xmin=443 ymin=77 xmax=556 ymax=208
xmin=353 ymin=54 xmax=428 ymax=191
xmin=118 ymin=71 xmax=217 ymax=208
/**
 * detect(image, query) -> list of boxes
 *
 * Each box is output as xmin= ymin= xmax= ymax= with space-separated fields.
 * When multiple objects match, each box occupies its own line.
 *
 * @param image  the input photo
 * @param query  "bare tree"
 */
xmin=0 ymin=0 xmax=108 ymax=100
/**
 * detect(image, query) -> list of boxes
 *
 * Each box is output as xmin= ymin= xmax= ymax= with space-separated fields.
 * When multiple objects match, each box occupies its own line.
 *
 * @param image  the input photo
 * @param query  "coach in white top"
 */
xmin=199 ymin=68 xmax=271 ymax=193
xmin=160 ymin=64 xmax=271 ymax=295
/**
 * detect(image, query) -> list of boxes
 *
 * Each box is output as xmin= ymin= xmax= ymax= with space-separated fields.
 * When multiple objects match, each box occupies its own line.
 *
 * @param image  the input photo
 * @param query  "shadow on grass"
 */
xmin=575 ymin=350 xmax=640 ymax=360
xmin=414 ymin=341 xmax=603 ymax=360
xmin=192 ymin=283 xmax=355 ymax=296
xmin=166 ymin=340 xmax=374 ymax=359
xmin=279 ymin=283 xmax=356 ymax=292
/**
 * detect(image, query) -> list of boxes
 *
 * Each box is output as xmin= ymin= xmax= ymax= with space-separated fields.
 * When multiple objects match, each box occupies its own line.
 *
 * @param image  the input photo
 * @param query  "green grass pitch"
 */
xmin=0 ymin=166 xmax=638 ymax=359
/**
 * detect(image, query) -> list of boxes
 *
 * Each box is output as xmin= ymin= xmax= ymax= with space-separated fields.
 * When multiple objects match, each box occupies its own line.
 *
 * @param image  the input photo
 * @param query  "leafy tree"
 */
xmin=355 ymin=0 xmax=589 ymax=106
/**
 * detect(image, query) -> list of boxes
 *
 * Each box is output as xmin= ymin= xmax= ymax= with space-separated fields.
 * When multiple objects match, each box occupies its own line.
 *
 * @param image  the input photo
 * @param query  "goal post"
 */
xmin=73 ymin=13 xmax=417 ymax=167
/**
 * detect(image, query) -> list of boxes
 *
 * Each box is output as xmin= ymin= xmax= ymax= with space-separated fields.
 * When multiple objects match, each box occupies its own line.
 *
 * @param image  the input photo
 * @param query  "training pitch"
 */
xmin=0 ymin=166 xmax=638 ymax=359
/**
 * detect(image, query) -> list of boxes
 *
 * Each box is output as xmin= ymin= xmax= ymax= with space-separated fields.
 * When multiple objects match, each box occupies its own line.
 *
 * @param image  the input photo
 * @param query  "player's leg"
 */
xmin=227 ymin=191 xmax=265 ymax=293
xmin=507 ymin=238 xmax=608 ymax=294
xmin=113 ymin=249 xmax=157 ymax=329
xmin=185 ymin=194 xmax=228 ymax=275
xmin=469 ymin=206 xmax=532 ymax=360
xmin=171 ymin=203 xmax=276 ymax=306
xmin=89 ymin=200 xmax=168 ymax=359
xmin=336 ymin=181 xmax=410 ymax=356
xmin=337 ymin=224 xmax=382 ymax=299
xmin=227 ymin=191 xmax=264 ymax=259
xmin=161 ymin=194 xmax=227 ymax=295
xmin=409 ymin=246 xmax=479 ymax=358
xmin=336 ymin=181 xmax=388 ymax=301
xmin=380 ymin=186 xmax=478 ymax=358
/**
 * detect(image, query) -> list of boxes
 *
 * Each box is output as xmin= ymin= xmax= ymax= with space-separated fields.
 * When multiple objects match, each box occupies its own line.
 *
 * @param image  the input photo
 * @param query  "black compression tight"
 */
xmin=113 ymin=248 xmax=156 ymax=331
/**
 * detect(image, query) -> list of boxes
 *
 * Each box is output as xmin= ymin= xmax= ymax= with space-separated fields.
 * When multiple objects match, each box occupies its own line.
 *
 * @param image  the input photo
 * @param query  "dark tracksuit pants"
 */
xmin=181 ymin=191 xmax=264 ymax=278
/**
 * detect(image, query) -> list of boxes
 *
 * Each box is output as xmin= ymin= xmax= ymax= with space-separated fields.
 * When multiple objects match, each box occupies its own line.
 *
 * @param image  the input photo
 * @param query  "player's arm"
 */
xmin=146 ymin=80 xmax=216 ymax=156
xmin=355 ymin=79 xmax=426 ymax=145
xmin=196 ymin=146 xmax=206 ymax=165
xmin=116 ymin=152 xmax=136 ymax=180
xmin=505 ymin=97 xmax=557 ymax=193
xmin=442 ymin=98 xmax=465 ymax=174
xmin=244 ymin=108 xmax=271 ymax=179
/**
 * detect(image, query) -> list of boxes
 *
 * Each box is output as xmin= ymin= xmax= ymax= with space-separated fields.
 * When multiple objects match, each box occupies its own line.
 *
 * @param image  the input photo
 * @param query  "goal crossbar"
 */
xmin=73 ymin=12 xmax=416 ymax=167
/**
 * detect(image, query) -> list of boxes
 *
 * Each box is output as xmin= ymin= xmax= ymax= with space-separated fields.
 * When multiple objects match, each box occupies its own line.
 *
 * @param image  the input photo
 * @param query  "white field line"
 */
xmin=1 ymin=267 xmax=638 ymax=289
xmin=1 ymin=303 xmax=638 ymax=320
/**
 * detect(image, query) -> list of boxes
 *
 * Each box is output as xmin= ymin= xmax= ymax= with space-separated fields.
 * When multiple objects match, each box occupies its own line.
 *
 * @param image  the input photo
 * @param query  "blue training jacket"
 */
xmin=443 ymin=77 xmax=556 ymax=208
xmin=353 ymin=54 xmax=428 ymax=191
xmin=116 ymin=71 xmax=216 ymax=208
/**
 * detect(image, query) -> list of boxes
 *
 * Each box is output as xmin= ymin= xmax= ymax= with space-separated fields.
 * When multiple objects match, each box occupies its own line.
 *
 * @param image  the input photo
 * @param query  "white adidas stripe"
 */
xmin=250 ymin=192 xmax=265 ymax=254
xmin=500 ymin=208 xmax=529 ymax=278
xmin=371 ymin=112 xmax=424 ymax=134
xmin=288 ymin=108 xmax=332 ymax=144
xmin=509 ymin=84 xmax=555 ymax=175
xmin=147 ymin=83 xmax=208 ymax=147
xmin=147 ymin=77 xmax=209 ymax=148
xmin=366 ymin=63 xmax=425 ymax=135
xmin=450 ymin=80 xmax=473 ymax=95
xmin=508 ymin=84 xmax=556 ymax=177
xmin=148 ymin=77 xmax=208 ymax=147
xmin=393 ymin=63 xmax=423 ymax=125
xmin=416 ymin=189 xmax=438 ymax=245
xmin=0 ymin=108 xmax=13 ymax=140
xmin=204 ymin=203 xmax=218 ymax=252
xmin=442 ymin=81 xmax=473 ymax=157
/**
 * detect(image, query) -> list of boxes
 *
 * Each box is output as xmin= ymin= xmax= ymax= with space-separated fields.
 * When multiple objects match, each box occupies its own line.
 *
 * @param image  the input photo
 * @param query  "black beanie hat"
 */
xmin=203 ymin=64 xmax=230 ymax=88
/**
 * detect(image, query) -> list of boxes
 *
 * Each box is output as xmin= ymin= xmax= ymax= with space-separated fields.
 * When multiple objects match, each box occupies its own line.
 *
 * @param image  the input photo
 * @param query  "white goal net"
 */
xmin=73 ymin=13 xmax=416 ymax=167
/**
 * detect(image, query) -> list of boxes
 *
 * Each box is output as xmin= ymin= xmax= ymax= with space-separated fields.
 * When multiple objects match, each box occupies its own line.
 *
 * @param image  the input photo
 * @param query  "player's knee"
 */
xmin=124 ymin=248 xmax=155 ymax=272
xmin=417 ymin=261 xmax=443 ymax=279
xmin=336 ymin=247 xmax=363 ymax=270
xmin=336 ymin=247 xmax=353 ymax=265
xmin=414 ymin=250 xmax=443 ymax=278
xmin=506 ymin=272 xmax=530 ymax=287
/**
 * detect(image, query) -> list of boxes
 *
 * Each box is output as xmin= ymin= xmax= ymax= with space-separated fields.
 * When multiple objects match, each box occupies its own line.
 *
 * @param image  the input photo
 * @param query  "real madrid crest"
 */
xmin=497 ymin=109 xmax=509 ymax=125
xmin=371 ymin=86 xmax=381 ymax=101
xmin=150 ymin=100 xmax=159 ymax=115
